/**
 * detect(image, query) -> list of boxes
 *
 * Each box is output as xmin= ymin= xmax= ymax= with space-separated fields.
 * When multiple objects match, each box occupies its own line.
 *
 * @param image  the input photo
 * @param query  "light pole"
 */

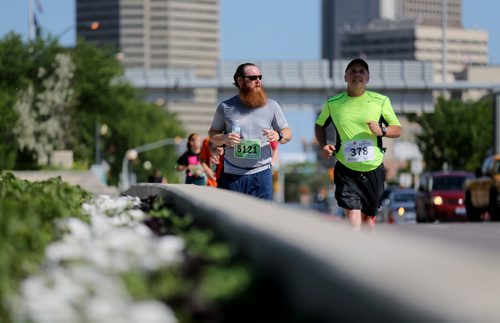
xmin=119 ymin=137 xmax=184 ymax=191
xmin=56 ymin=21 xmax=100 ymax=41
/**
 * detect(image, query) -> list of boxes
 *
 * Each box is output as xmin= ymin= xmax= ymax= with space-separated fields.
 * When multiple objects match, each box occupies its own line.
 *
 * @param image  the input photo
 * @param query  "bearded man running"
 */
xmin=208 ymin=63 xmax=292 ymax=200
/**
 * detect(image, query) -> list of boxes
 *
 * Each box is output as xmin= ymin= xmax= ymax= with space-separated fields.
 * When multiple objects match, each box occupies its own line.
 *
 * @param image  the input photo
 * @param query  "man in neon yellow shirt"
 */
xmin=315 ymin=58 xmax=402 ymax=230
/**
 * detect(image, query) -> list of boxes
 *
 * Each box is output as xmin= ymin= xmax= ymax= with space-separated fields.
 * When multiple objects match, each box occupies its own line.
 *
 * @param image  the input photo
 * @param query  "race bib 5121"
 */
xmin=234 ymin=139 xmax=261 ymax=159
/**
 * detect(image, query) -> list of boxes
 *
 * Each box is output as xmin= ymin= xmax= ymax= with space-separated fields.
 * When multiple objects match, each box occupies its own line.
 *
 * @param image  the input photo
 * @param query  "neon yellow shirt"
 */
xmin=315 ymin=91 xmax=401 ymax=172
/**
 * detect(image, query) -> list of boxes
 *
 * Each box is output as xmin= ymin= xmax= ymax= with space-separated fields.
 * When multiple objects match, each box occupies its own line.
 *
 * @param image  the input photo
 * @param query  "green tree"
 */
xmin=284 ymin=162 xmax=332 ymax=203
xmin=409 ymin=97 xmax=493 ymax=171
xmin=70 ymin=40 xmax=184 ymax=184
xmin=0 ymin=34 xmax=68 ymax=169
xmin=0 ymin=34 xmax=31 ymax=169
xmin=14 ymin=53 xmax=74 ymax=164
xmin=0 ymin=34 xmax=185 ymax=184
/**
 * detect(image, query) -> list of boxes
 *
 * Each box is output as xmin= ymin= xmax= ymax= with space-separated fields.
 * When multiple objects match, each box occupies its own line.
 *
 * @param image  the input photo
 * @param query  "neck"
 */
xmin=347 ymin=87 xmax=365 ymax=97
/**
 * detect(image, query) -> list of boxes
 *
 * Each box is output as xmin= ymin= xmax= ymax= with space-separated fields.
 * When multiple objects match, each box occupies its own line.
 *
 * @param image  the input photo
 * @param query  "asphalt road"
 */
xmin=379 ymin=222 xmax=500 ymax=254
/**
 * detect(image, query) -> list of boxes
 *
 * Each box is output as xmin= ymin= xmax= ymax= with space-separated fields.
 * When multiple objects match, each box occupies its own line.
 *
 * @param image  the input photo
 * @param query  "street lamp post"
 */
xmin=56 ymin=21 xmax=100 ymax=42
xmin=119 ymin=137 xmax=184 ymax=191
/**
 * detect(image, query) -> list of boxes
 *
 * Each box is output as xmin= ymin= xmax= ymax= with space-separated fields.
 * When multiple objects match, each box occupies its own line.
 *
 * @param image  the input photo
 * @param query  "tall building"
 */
xmin=322 ymin=0 xmax=464 ymax=61
xmin=77 ymin=0 xmax=220 ymax=134
xmin=341 ymin=18 xmax=488 ymax=81
xmin=322 ymin=0 xmax=384 ymax=61
xmin=77 ymin=0 xmax=219 ymax=78
xmin=397 ymin=0 xmax=462 ymax=27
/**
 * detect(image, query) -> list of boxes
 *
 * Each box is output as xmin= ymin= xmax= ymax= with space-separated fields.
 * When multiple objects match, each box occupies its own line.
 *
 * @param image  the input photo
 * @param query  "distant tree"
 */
xmin=409 ymin=97 xmax=493 ymax=171
xmin=284 ymin=162 xmax=331 ymax=203
xmin=14 ymin=53 xmax=74 ymax=164
xmin=0 ymin=34 xmax=185 ymax=184
xmin=0 ymin=34 xmax=31 ymax=169
xmin=0 ymin=34 xmax=66 ymax=169
xmin=70 ymin=40 xmax=185 ymax=184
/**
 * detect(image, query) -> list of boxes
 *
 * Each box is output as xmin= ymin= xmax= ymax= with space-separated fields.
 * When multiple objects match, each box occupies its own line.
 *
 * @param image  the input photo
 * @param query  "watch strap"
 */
xmin=381 ymin=126 xmax=387 ymax=137
xmin=277 ymin=131 xmax=284 ymax=142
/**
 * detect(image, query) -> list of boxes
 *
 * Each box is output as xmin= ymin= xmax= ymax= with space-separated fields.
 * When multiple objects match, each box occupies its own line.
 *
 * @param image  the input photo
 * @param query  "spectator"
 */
xmin=200 ymin=137 xmax=224 ymax=187
xmin=176 ymin=133 xmax=206 ymax=186
xmin=148 ymin=168 xmax=167 ymax=183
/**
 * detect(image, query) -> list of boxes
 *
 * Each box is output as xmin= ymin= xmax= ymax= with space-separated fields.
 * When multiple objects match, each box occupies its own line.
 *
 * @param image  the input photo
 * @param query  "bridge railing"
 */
xmin=125 ymin=183 xmax=500 ymax=322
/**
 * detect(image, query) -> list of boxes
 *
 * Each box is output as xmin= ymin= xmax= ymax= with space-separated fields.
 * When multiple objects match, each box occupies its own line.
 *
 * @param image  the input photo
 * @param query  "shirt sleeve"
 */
xmin=271 ymin=101 xmax=289 ymax=130
xmin=199 ymin=138 xmax=210 ymax=163
xmin=381 ymin=97 xmax=401 ymax=126
xmin=210 ymin=103 xmax=226 ymax=132
xmin=176 ymin=151 xmax=188 ymax=166
xmin=315 ymin=101 xmax=331 ymax=127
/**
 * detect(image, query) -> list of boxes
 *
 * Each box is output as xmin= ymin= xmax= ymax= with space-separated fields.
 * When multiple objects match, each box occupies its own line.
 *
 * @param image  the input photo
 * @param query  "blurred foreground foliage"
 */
xmin=0 ymin=174 xmax=300 ymax=322
xmin=136 ymin=196 xmax=302 ymax=323
xmin=0 ymin=172 xmax=91 ymax=322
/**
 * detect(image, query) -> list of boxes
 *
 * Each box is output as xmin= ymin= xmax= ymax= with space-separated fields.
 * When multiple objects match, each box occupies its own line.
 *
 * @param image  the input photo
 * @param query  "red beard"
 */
xmin=239 ymin=86 xmax=268 ymax=108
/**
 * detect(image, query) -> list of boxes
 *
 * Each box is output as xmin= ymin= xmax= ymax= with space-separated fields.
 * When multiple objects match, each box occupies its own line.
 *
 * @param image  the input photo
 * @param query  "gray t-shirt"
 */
xmin=210 ymin=95 xmax=289 ymax=175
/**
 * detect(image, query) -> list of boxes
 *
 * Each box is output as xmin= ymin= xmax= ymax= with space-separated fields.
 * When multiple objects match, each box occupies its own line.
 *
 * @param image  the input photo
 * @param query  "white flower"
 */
xmin=156 ymin=236 xmax=185 ymax=265
xmin=21 ymin=274 xmax=80 ymax=323
xmin=133 ymin=223 xmax=154 ymax=238
xmin=45 ymin=240 xmax=85 ymax=263
xmin=18 ymin=195 xmax=182 ymax=322
xmin=84 ymin=296 xmax=130 ymax=323
xmin=64 ymin=218 xmax=91 ymax=241
xmin=90 ymin=212 xmax=113 ymax=236
xmin=128 ymin=300 xmax=178 ymax=323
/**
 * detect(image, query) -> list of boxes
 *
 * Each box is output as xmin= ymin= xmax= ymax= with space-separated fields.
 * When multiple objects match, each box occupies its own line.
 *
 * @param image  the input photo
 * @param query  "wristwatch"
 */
xmin=380 ymin=125 xmax=387 ymax=137
xmin=277 ymin=131 xmax=284 ymax=142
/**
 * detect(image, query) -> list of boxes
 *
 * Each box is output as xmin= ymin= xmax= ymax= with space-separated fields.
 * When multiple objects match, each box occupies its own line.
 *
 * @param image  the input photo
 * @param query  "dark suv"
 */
xmin=416 ymin=171 xmax=474 ymax=222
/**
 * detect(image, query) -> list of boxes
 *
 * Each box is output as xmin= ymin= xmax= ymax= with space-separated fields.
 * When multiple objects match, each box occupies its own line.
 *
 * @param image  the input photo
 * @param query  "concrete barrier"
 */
xmin=126 ymin=183 xmax=500 ymax=322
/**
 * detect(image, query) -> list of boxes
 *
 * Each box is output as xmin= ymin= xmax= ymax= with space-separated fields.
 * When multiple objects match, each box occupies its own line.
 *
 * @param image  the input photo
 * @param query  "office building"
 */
xmin=77 ymin=0 xmax=219 ymax=134
xmin=396 ymin=0 xmax=462 ymax=27
xmin=341 ymin=18 xmax=488 ymax=81
xmin=77 ymin=0 xmax=219 ymax=78
xmin=322 ymin=0 xmax=464 ymax=61
xmin=322 ymin=0 xmax=487 ymax=81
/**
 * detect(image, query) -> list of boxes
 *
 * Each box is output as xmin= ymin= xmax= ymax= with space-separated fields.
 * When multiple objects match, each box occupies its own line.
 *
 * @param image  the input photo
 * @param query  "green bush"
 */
xmin=0 ymin=176 xmax=300 ymax=322
xmin=136 ymin=196 xmax=301 ymax=323
xmin=0 ymin=172 xmax=91 ymax=322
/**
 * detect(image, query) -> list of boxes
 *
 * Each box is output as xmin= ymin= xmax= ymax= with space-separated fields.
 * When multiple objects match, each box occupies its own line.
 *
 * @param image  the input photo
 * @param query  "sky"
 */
xmin=1 ymin=0 xmax=499 ymax=63
xmin=0 ymin=0 xmax=499 ymax=161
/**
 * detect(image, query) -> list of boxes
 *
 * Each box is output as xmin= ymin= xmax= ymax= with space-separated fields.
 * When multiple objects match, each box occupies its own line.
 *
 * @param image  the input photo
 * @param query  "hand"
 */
xmin=205 ymin=168 xmax=216 ymax=180
xmin=225 ymin=133 xmax=240 ymax=147
xmin=215 ymin=146 xmax=224 ymax=156
xmin=322 ymin=144 xmax=336 ymax=160
xmin=262 ymin=128 xmax=278 ymax=142
xmin=366 ymin=120 xmax=383 ymax=136
xmin=210 ymin=154 xmax=220 ymax=165
xmin=208 ymin=142 xmax=224 ymax=156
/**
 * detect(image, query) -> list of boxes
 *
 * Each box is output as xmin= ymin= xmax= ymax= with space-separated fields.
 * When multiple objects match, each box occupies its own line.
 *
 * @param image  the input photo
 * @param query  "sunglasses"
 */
xmin=243 ymin=75 xmax=262 ymax=81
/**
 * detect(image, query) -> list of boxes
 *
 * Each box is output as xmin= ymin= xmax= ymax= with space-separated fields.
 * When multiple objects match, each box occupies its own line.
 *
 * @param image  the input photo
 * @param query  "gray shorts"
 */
xmin=334 ymin=162 xmax=386 ymax=216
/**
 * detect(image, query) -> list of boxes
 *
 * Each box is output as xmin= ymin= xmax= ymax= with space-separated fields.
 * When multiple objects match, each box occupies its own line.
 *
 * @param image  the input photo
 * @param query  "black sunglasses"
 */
xmin=243 ymin=75 xmax=262 ymax=81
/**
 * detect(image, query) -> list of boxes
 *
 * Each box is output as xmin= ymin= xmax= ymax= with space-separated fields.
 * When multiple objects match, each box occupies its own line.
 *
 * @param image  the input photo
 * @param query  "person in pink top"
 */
xmin=176 ymin=133 xmax=206 ymax=185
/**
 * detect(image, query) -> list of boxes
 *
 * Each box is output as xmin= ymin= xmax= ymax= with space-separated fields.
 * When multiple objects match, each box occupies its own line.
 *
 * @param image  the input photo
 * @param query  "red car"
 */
xmin=416 ymin=171 xmax=474 ymax=222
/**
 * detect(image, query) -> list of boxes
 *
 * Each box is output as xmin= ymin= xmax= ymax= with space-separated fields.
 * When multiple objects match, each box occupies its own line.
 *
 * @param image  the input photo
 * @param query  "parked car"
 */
xmin=378 ymin=188 xmax=417 ymax=224
xmin=416 ymin=171 xmax=474 ymax=222
xmin=464 ymin=155 xmax=500 ymax=221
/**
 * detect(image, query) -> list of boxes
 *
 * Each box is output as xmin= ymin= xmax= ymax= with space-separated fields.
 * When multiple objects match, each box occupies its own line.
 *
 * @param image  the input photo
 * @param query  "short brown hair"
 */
xmin=233 ymin=63 xmax=256 ymax=88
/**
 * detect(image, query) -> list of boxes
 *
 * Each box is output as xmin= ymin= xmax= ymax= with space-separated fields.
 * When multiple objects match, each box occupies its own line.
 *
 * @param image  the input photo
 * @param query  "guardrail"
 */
xmin=125 ymin=183 xmax=500 ymax=322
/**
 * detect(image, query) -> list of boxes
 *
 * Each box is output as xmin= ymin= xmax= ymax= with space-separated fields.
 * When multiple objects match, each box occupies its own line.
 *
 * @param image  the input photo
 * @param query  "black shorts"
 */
xmin=333 ymin=162 xmax=386 ymax=216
